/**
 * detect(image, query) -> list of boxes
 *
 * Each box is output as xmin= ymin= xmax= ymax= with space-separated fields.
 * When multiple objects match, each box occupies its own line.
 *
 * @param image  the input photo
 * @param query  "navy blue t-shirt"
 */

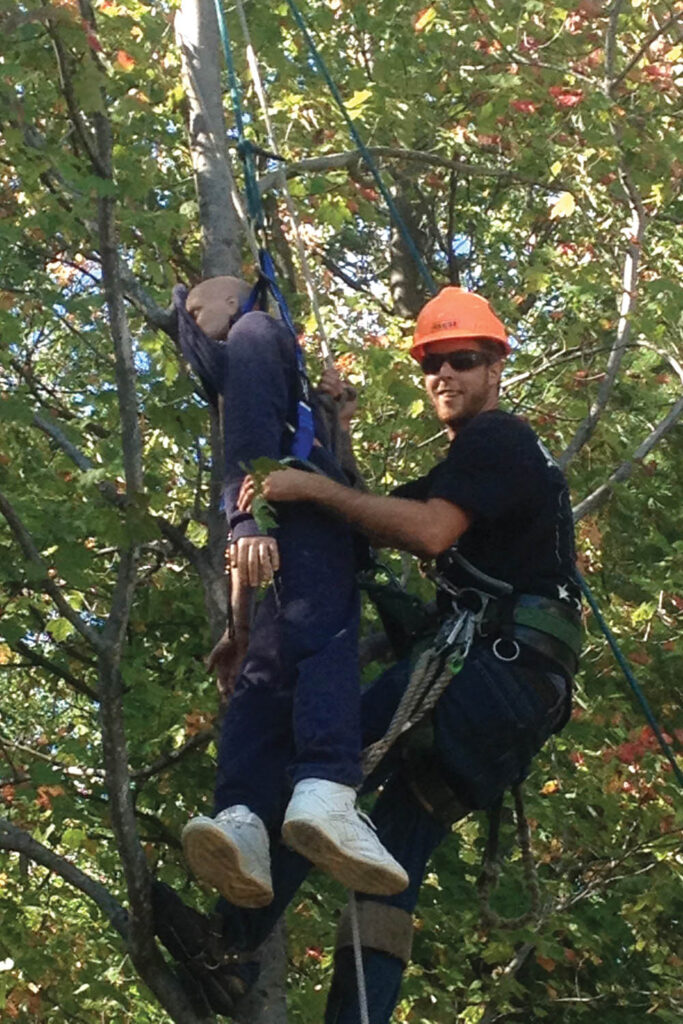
xmin=395 ymin=410 xmax=580 ymax=608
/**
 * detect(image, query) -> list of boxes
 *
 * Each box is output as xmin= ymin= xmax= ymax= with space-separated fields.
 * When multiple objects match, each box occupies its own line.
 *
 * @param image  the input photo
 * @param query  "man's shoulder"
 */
xmin=453 ymin=409 xmax=540 ymax=450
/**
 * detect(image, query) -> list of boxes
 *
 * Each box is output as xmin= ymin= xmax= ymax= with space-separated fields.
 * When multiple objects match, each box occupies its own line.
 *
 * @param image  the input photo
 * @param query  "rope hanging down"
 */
xmin=232 ymin=0 xmax=333 ymax=368
xmin=214 ymin=0 xmax=333 ymax=368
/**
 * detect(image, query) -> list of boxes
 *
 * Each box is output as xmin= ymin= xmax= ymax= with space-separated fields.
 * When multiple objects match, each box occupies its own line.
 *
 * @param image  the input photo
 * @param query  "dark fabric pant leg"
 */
xmin=325 ymin=775 xmax=447 ymax=1024
xmin=216 ymin=659 xmax=417 ymax=954
xmin=324 ymin=648 xmax=569 ymax=1024
xmin=214 ymin=501 xmax=362 ymax=825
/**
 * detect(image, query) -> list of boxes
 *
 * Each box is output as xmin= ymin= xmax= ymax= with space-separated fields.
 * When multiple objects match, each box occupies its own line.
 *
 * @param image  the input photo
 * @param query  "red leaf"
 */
xmin=117 ymin=50 xmax=136 ymax=71
xmin=536 ymin=954 xmax=556 ymax=972
xmin=549 ymin=86 xmax=584 ymax=108
xmin=510 ymin=99 xmax=540 ymax=114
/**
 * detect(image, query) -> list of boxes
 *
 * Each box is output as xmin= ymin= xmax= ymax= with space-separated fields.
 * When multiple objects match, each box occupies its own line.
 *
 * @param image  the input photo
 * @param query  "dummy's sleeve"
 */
xmin=173 ymin=284 xmax=225 ymax=407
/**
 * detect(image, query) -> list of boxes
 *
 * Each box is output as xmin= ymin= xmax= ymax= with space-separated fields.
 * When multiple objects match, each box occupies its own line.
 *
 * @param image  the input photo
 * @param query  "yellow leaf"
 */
xmin=346 ymin=89 xmax=372 ymax=111
xmin=549 ymin=192 xmax=575 ymax=219
xmin=414 ymin=6 xmax=436 ymax=31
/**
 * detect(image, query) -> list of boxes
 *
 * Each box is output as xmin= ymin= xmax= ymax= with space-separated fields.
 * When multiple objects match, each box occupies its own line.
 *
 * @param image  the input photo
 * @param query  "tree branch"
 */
xmin=559 ymin=166 xmax=647 ymax=468
xmin=12 ymin=639 xmax=98 ymax=701
xmin=0 ymin=815 xmax=210 ymax=1023
xmin=572 ymin=393 xmax=683 ymax=520
xmin=132 ymin=727 xmax=215 ymax=783
xmin=258 ymin=147 xmax=570 ymax=196
xmin=0 ymin=817 xmax=128 ymax=938
xmin=0 ymin=488 xmax=103 ymax=651
xmin=175 ymin=0 xmax=243 ymax=278
xmin=609 ymin=11 xmax=682 ymax=93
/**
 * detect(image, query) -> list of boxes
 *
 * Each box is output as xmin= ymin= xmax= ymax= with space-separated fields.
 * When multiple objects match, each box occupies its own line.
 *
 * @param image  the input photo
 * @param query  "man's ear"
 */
xmin=488 ymin=357 xmax=505 ymax=391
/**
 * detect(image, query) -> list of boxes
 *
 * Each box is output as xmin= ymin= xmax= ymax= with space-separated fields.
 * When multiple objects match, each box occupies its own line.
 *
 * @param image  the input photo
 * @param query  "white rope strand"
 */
xmin=348 ymin=892 xmax=371 ymax=1024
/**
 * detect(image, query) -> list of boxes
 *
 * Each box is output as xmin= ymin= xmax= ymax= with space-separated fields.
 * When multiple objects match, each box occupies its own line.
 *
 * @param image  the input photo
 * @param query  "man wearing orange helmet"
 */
xmin=250 ymin=284 xmax=581 ymax=1022
xmin=156 ymin=286 xmax=581 ymax=1022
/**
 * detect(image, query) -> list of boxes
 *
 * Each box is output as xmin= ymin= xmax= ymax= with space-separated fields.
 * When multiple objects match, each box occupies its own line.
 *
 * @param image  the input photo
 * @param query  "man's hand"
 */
xmin=319 ymin=367 xmax=358 ymax=431
xmin=231 ymin=535 xmax=280 ymax=587
xmin=262 ymin=468 xmax=316 ymax=504
xmin=206 ymin=626 xmax=249 ymax=706
xmin=237 ymin=474 xmax=255 ymax=513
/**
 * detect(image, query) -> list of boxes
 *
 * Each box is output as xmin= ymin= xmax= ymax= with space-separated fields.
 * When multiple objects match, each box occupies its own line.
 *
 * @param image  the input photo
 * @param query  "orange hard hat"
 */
xmin=410 ymin=286 xmax=510 ymax=361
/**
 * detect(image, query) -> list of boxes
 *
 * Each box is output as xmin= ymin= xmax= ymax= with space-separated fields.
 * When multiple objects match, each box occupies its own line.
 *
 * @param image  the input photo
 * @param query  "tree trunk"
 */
xmin=175 ymin=0 xmax=243 ymax=280
xmin=175 ymin=4 xmax=289 ymax=1020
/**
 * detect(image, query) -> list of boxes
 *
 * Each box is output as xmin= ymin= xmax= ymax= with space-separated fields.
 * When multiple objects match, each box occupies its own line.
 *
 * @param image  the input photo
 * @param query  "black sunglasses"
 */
xmin=420 ymin=350 xmax=490 ymax=375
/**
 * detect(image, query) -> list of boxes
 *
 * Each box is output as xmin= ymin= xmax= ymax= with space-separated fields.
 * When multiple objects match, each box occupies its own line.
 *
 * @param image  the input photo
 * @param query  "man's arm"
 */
xmin=262 ymin=468 xmax=471 ymax=557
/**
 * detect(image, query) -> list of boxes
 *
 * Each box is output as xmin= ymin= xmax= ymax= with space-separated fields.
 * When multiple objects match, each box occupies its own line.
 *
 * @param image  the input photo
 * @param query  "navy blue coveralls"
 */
xmin=174 ymin=288 xmax=364 ymax=827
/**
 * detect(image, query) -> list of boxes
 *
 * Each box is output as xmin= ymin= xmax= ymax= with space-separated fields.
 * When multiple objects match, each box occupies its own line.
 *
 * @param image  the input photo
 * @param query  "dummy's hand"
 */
xmin=262 ymin=467 xmax=315 ymax=504
xmin=206 ymin=626 xmax=249 ymax=706
xmin=231 ymin=535 xmax=280 ymax=587
xmin=237 ymin=475 xmax=255 ymax=513
xmin=319 ymin=368 xmax=358 ymax=431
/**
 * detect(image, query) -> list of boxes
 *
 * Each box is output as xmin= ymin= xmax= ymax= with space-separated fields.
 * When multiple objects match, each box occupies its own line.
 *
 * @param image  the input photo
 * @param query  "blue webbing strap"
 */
xmin=242 ymin=250 xmax=315 ymax=461
xmin=578 ymin=572 xmax=683 ymax=787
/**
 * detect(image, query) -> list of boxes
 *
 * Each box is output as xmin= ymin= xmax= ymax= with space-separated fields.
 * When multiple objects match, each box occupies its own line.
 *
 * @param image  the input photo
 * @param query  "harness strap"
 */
xmin=513 ymin=602 xmax=582 ymax=656
xmin=242 ymin=249 xmax=315 ymax=461
xmin=336 ymin=901 xmax=414 ymax=966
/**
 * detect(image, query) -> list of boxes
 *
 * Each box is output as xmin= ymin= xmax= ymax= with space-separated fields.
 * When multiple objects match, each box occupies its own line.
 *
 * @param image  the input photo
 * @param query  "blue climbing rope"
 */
xmin=284 ymin=0 xmax=438 ymax=297
xmin=213 ymin=0 xmax=264 ymax=228
xmin=213 ymin=0 xmax=315 ymax=460
xmin=578 ymin=573 xmax=683 ymax=786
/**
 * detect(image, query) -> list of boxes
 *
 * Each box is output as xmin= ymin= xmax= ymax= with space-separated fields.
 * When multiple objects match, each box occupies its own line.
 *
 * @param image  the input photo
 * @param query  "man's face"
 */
xmin=422 ymin=339 xmax=503 ymax=434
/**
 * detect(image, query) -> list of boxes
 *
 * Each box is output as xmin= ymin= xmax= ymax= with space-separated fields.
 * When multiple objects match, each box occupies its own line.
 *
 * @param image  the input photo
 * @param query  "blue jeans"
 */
xmin=219 ymin=647 xmax=568 ymax=1022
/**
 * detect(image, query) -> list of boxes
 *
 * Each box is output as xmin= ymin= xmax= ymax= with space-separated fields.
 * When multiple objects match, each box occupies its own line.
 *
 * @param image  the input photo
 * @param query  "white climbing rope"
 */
xmin=348 ymin=891 xmax=371 ymax=1024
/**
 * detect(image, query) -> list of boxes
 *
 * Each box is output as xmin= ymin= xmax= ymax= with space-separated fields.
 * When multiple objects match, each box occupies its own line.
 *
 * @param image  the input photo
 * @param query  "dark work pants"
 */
xmin=214 ymin=311 xmax=363 ymax=825
xmin=214 ymin=500 xmax=363 ymax=824
xmin=219 ymin=646 xmax=569 ymax=1023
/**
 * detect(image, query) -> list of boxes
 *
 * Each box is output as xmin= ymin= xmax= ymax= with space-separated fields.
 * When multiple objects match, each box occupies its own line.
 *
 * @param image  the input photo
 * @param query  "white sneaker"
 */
xmin=281 ymin=779 xmax=409 ymax=896
xmin=181 ymin=805 xmax=273 ymax=908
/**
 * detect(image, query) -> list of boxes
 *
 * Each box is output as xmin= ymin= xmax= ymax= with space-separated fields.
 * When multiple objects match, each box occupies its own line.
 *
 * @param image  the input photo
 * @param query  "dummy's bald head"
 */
xmin=186 ymin=276 xmax=253 ymax=340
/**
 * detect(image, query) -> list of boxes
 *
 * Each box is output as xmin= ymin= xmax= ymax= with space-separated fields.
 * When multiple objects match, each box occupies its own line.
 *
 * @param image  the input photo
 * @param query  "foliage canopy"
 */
xmin=0 ymin=0 xmax=681 ymax=1021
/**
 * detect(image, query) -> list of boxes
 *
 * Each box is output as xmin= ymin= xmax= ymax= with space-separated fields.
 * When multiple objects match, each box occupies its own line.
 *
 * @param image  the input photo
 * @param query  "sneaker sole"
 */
xmin=182 ymin=819 xmax=273 ymax=908
xmin=281 ymin=818 xmax=408 ymax=896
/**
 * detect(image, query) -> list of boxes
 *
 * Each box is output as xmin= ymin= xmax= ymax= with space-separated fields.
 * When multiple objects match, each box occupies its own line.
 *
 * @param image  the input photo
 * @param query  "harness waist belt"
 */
xmin=483 ymin=593 xmax=582 ymax=678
